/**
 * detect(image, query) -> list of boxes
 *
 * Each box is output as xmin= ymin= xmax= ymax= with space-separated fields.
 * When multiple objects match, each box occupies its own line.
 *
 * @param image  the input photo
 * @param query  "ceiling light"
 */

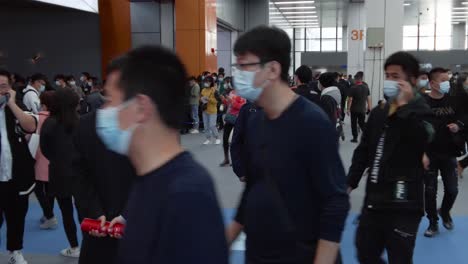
xmin=34 ymin=0 xmax=98 ymax=13
xmin=453 ymin=7 xmax=468 ymax=10
xmin=452 ymin=12 xmax=468 ymax=14
xmin=279 ymin=6 xmax=316 ymax=10
xmin=463 ymin=2 xmax=468 ymax=4
xmin=272 ymin=1 xmax=315 ymax=4
xmin=270 ymin=11 xmax=317 ymax=14
xmin=404 ymin=3 xmax=410 ymax=6
xmin=284 ymin=15 xmax=319 ymax=19
xmin=452 ymin=22 xmax=460 ymax=24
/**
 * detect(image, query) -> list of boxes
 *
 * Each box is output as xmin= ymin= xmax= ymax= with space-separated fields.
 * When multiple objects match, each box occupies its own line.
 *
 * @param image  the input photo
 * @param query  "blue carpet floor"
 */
xmin=1 ymin=203 xmax=467 ymax=263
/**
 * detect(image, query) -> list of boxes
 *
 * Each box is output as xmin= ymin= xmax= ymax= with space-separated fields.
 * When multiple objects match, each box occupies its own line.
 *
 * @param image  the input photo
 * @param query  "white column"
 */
xmin=346 ymin=3 xmax=366 ymax=76
xmin=364 ymin=0 xmax=404 ymax=106
xmin=342 ymin=26 xmax=348 ymax=51
xmin=452 ymin=23 xmax=466 ymax=50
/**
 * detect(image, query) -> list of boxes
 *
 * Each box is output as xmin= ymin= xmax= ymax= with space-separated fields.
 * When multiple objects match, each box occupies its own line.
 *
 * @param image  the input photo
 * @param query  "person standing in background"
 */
xmin=188 ymin=77 xmax=201 ymax=134
xmin=200 ymin=76 xmax=221 ymax=145
xmin=54 ymin=75 xmax=69 ymax=90
xmin=347 ymin=71 xmax=371 ymax=143
xmin=34 ymin=91 xmax=58 ymax=230
xmin=23 ymin=73 xmax=46 ymax=114
xmin=40 ymin=88 xmax=81 ymax=258
xmin=417 ymin=71 xmax=430 ymax=95
xmin=86 ymin=77 xmax=105 ymax=113
xmin=80 ymin=72 xmax=92 ymax=95
xmin=294 ymin=65 xmax=320 ymax=105
xmin=67 ymin=76 xmax=85 ymax=99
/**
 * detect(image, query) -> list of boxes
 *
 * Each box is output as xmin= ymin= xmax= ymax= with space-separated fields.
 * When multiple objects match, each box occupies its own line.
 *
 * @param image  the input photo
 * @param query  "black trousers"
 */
xmin=79 ymin=234 xmax=120 ymax=264
xmin=35 ymin=181 xmax=55 ymax=219
xmin=223 ymin=122 xmax=235 ymax=161
xmin=351 ymin=112 xmax=366 ymax=140
xmin=424 ymin=156 xmax=458 ymax=222
xmin=0 ymin=181 xmax=29 ymax=251
xmin=340 ymin=99 xmax=346 ymax=122
xmin=56 ymin=196 xmax=79 ymax=248
xmin=356 ymin=210 xmax=421 ymax=264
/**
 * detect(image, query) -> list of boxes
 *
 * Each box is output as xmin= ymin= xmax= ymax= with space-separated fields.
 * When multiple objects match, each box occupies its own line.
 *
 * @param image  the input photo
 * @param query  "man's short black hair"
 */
xmin=319 ymin=72 xmax=337 ymax=88
xmin=384 ymin=51 xmax=420 ymax=80
xmin=54 ymin=74 xmax=66 ymax=81
xmin=107 ymin=55 xmax=128 ymax=75
xmin=429 ymin=67 xmax=449 ymax=81
xmin=295 ymin=65 xmax=312 ymax=84
xmin=119 ymin=46 xmax=188 ymax=130
xmin=234 ymin=26 xmax=291 ymax=82
xmin=418 ymin=71 xmax=429 ymax=77
xmin=354 ymin=71 xmax=364 ymax=80
xmin=30 ymin=73 xmax=46 ymax=83
xmin=0 ymin=69 xmax=12 ymax=84
xmin=81 ymin=72 xmax=91 ymax=78
xmin=218 ymin=67 xmax=225 ymax=74
xmin=66 ymin=75 xmax=75 ymax=82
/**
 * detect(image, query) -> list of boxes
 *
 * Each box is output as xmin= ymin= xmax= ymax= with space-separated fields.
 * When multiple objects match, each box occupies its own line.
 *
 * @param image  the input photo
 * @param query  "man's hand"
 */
xmin=89 ymin=215 xmax=107 ymax=238
xmin=422 ymin=153 xmax=430 ymax=171
xmin=108 ymin=215 xmax=126 ymax=239
xmin=396 ymin=80 xmax=414 ymax=107
xmin=447 ymin=123 xmax=460 ymax=133
xmin=347 ymin=187 xmax=353 ymax=194
xmin=5 ymin=88 xmax=16 ymax=107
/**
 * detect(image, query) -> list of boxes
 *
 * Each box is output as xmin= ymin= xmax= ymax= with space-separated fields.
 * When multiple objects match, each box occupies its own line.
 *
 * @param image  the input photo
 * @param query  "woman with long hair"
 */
xmin=40 ymin=88 xmax=81 ymax=258
xmin=200 ymin=76 xmax=221 ymax=145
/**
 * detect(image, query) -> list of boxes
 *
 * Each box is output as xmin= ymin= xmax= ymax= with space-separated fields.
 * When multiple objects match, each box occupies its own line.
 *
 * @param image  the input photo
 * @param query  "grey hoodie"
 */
xmin=321 ymin=86 xmax=342 ymax=106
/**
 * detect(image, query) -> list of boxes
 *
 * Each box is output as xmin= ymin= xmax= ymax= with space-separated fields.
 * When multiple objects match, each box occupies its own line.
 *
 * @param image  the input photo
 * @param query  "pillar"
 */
xmin=342 ymin=26 xmax=348 ymax=52
xmin=346 ymin=3 xmax=366 ymax=76
xmin=175 ymin=0 xmax=217 ymax=76
xmin=452 ymin=23 xmax=466 ymax=50
xmin=364 ymin=0 xmax=404 ymax=106
xmin=98 ymin=0 xmax=131 ymax=76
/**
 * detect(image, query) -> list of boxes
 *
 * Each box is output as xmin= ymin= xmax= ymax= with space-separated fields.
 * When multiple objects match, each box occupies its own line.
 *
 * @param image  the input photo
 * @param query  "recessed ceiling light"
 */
xmin=404 ymin=3 xmax=410 ymax=6
xmin=453 ymin=7 xmax=468 ymax=10
xmin=463 ymin=2 xmax=468 ymax=4
xmin=452 ymin=12 xmax=468 ymax=14
xmin=272 ymin=1 xmax=315 ymax=4
xmin=452 ymin=22 xmax=461 ymax=24
xmin=284 ymin=15 xmax=319 ymax=19
xmin=279 ymin=6 xmax=316 ymax=10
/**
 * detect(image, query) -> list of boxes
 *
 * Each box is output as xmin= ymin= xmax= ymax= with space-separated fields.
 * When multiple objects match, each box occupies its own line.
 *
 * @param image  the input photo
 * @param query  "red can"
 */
xmin=81 ymin=218 xmax=125 ymax=237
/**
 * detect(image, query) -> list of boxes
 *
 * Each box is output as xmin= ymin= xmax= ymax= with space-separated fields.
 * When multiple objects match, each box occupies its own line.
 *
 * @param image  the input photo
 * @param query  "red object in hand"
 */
xmin=81 ymin=218 xmax=125 ymax=237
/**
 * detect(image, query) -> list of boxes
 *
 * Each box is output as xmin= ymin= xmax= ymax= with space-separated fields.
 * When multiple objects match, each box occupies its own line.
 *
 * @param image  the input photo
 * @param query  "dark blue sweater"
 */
xmin=117 ymin=152 xmax=228 ymax=264
xmin=234 ymin=97 xmax=349 ymax=263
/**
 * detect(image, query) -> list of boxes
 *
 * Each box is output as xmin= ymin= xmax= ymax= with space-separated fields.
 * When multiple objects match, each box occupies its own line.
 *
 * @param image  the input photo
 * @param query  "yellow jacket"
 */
xmin=201 ymin=87 xmax=218 ymax=115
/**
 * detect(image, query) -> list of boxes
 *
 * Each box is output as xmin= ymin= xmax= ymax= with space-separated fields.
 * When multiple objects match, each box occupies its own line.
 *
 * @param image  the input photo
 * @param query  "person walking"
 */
xmin=219 ymin=88 xmax=246 ymax=167
xmin=200 ymin=76 xmax=221 ymax=145
xmin=347 ymin=71 xmax=371 ymax=143
xmin=40 ymin=88 xmax=81 ymax=258
xmin=34 ymin=91 xmax=58 ymax=230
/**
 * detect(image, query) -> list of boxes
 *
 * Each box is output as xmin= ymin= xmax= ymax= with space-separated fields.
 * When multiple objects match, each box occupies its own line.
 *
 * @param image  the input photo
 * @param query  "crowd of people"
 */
xmin=0 ymin=25 xmax=467 ymax=264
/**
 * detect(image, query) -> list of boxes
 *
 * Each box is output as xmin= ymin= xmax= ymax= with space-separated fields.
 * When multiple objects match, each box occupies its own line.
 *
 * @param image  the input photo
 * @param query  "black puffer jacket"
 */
xmin=347 ymin=95 xmax=433 ymax=214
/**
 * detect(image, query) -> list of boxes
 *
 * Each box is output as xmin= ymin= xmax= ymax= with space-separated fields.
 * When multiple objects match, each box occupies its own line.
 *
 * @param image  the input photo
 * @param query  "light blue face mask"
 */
xmin=383 ymin=80 xmax=400 ymax=99
xmin=439 ymin=81 xmax=451 ymax=94
xmin=233 ymin=69 xmax=264 ymax=102
xmin=96 ymin=100 xmax=136 ymax=155
xmin=39 ymin=85 xmax=46 ymax=93
xmin=418 ymin=79 xmax=428 ymax=89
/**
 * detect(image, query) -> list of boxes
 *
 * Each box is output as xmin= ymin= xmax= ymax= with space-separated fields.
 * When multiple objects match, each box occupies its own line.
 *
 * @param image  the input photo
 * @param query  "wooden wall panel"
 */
xmin=98 ymin=0 xmax=131 ymax=76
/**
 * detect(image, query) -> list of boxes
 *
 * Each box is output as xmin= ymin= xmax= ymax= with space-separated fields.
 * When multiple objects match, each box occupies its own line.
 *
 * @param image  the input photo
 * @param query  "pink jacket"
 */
xmin=223 ymin=91 xmax=246 ymax=116
xmin=35 ymin=111 xmax=50 ymax=182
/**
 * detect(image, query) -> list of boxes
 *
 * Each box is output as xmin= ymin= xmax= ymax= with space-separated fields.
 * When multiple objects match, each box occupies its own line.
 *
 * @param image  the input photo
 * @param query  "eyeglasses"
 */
xmin=231 ymin=61 xmax=271 ymax=71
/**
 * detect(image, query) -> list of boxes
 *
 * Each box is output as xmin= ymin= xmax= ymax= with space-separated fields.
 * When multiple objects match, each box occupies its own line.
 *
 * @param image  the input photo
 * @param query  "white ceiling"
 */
xmin=33 ymin=0 xmax=98 ymax=13
xmin=270 ymin=0 xmax=468 ymax=28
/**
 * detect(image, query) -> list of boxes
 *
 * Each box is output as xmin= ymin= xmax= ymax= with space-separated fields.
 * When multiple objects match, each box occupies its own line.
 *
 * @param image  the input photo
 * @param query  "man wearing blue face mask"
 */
xmin=228 ymin=26 xmax=349 ymax=264
xmin=96 ymin=46 xmax=228 ymax=264
xmin=22 ymin=73 xmax=46 ymax=114
xmin=423 ymin=67 xmax=463 ymax=238
xmin=348 ymin=51 xmax=434 ymax=264
xmin=416 ymin=71 xmax=429 ymax=94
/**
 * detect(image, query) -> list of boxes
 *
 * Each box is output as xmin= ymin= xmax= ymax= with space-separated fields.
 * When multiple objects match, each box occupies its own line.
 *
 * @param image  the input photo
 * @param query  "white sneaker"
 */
xmin=203 ymin=139 xmax=211 ymax=145
xmin=61 ymin=247 xmax=80 ymax=258
xmin=8 ymin=251 xmax=27 ymax=264
xmin=40 ymin=217 xmax=58 ymax=230
xmin=215 ymin=139 xmax=221 ymax=145
xmin=190 ymin=129 xmax=200 ymax=134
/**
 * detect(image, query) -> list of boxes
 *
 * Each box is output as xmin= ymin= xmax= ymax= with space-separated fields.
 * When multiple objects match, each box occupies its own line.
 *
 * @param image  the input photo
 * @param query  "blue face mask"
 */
xmin=96 ymin=100 xmax=136 ymax=155
xmin=418 ymin=79 xmax=428 ymax=89
xmin=40 ymin=85 xmax=46 ymax=93
xmin=233 ymin=69 xmax=264 ymax=102
xmin=439 ymin=81 xmax=450 ymax=94
xmin=383 ymin=80 xmax=400 ymax=99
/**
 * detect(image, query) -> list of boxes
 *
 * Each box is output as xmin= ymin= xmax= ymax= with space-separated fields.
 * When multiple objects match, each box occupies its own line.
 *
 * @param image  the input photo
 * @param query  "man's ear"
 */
xmin=266 ymin=61 xmax=282 ymax=81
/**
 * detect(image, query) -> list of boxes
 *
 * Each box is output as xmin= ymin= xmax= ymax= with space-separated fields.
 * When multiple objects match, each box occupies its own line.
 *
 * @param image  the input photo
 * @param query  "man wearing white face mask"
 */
xmin=423 ymin=67 xmax=463 ymax=238
xmin=348 ymin=51 xmax=434 ymax=263
xmin=96 ymin=46 xmax=228 ymax=264
xmin=23 ymin=73 xmax=46 ymax=114
xmin=228 ymin=26 xmax=349 ymax=264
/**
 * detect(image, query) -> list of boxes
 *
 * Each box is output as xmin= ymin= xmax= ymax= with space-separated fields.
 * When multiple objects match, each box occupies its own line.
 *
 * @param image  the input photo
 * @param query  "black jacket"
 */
xmin=294 ymin=84 xmax=320 ymax=105
xmin=72 ymin=112 xmax=135 ymax=220
xmin=347 ymin=95 xmax=433 ymax=214
xmin=86 ymin=91 xmax=105 ymax=113
xmin=40 ymin=117 xmax=77 ymax=197
xmin=4 ymin=106 xmax=36 ymax=194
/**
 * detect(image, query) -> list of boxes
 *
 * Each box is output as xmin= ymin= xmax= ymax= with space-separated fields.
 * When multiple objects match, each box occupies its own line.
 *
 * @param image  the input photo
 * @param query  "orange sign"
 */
xmin=351 ymin=29 xmax=364 ymax=41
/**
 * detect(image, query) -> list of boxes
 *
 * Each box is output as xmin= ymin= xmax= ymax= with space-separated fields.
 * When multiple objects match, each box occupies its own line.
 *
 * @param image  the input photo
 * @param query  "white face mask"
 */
xmin=233 ymin=69 xmax=265 ymax=102
xmin=69 ymin=81 xmax=76 ymax=86
xmin=439 ymin=81 xmax=450 ymax=94
xmin=80 ymin=76 xmax=86 ymax=82
xmin=55 ymin=80 xmax=61 ymax=86
xmin=418 ymin=79 xmax=428 ymax=88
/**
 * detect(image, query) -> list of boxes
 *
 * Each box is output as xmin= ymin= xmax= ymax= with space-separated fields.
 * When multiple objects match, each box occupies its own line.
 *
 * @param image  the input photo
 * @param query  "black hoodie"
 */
xmin=348 ymin=95 xmax=433 ymax=214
